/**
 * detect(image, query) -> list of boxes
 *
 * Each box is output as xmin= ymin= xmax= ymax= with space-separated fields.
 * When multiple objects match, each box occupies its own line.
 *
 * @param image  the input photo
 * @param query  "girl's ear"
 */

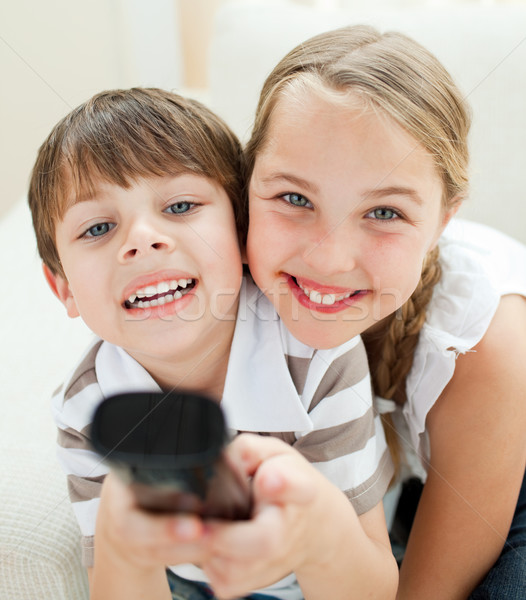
xmin=42 ymin=263 xmax=80 ymax=318
xmin=430 ymin=197 xmax=462 ymax=250
xmin=442 ymin=197 xmax=462 ymax=229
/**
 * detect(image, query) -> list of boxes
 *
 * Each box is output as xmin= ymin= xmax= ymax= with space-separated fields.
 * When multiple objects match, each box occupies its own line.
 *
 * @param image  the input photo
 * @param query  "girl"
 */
xmin=245 ymin=25 xmax=526 ymax=599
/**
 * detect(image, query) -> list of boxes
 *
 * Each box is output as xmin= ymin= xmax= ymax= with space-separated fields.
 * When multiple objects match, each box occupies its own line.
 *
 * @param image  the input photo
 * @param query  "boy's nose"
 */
xmin=118 ymin=220 xmax=175 ymax=262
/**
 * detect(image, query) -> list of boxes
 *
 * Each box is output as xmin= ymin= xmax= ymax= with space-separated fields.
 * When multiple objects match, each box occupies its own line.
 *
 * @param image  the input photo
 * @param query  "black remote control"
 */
xmin=90 ymin=391 xmax=252 ymax=520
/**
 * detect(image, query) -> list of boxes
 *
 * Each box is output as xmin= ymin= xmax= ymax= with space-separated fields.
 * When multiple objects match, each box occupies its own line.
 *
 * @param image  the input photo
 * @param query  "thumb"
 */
xmin=253 ymin=454 xmax=318 ymax=507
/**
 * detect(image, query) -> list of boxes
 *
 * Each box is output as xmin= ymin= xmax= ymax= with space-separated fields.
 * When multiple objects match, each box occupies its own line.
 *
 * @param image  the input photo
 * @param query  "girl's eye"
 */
xmin=84 ymin=222 xmax=114 ymax=237
xmin=366 ymin=207 xmax=400 ymax=221
xmin=165 ymin=201 xmax=193 ymax=214
xmin=283 ymin=193 xmax=312 ymax=208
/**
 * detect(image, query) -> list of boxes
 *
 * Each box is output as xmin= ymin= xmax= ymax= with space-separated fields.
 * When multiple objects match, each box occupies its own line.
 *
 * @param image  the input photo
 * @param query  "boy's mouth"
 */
xmin=124 ymin=278 xmax=196 ymax=309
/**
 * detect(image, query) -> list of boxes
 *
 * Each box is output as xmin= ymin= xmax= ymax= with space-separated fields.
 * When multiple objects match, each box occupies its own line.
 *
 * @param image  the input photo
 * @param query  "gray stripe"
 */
xmin=81 ymin=535 xmax=95 ymax=568
xmin=345 ymin=449 xmax=394 ymax=515
xmin=63 ymin=340 xmax=103 ymax=402
xmin=309 ymin=339 xmax=370 ymax=411
xmin=67 ymin=473 xmax=105 ymax=504
xmin=284 ymin=355 xmax=312 ymax=395
xmin=293 ymin=406 xmax=375 ymax=462
xmin=57 ymin=425 xmax=92 ymax=450
xmin=267 ymin=430 xmax=296 ymax=446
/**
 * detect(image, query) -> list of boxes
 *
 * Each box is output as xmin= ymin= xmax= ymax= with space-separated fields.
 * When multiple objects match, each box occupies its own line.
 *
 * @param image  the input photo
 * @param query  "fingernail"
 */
xmin=173 ymin=518 xmax=199 ymax=540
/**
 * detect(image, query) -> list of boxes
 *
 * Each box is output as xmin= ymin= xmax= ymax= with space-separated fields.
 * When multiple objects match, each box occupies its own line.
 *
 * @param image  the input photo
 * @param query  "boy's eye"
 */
xmin=366 ymin=207 xmax=400 ymax=221
xmin=165 ymin=201 xmax=193 ymax=214
xmin=85 ymin=222 xmax=114 ymax=237
xmin=283 ymin=193 xmax=311 ymax=208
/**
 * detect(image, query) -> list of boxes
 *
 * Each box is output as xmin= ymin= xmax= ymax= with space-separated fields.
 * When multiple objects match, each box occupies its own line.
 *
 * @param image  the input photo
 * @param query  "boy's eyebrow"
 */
xmin=362 ymin=186 xmax=424 ymax=205
xmin=258 ymin=172 xmax=319 ymax=195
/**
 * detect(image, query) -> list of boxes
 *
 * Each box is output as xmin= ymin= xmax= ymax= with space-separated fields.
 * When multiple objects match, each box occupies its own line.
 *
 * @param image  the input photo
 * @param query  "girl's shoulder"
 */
xmin=401 ymin=219 xmax=526 ymax=464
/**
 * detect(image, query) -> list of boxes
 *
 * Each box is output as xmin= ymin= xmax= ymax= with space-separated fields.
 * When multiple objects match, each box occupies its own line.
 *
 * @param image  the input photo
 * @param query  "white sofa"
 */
xmin=1 ymin=2 xmax=525 ymax=598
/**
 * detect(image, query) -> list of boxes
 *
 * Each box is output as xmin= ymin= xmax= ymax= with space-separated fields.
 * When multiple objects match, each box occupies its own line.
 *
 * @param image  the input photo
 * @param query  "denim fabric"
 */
xmin=469 ymin=469 xmax=526 ymax=599
xmin=166 ymin=570 xmax=282 ymax=600
xmin=167 ymin=571 xmax=214 ymax=600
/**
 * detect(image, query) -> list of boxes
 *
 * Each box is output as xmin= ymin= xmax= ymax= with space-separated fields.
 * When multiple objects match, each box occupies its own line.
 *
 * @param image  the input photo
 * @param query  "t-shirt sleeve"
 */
xmin=51 ymin=340 xmax=108 ymax=567
xmin=293 ymin=336 xmax=394 ymax=514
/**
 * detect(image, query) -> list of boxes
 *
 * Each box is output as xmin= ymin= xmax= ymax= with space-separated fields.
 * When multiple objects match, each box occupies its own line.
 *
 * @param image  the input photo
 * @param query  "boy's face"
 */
xmin=46 ymin=174 xmax=243 ymax=371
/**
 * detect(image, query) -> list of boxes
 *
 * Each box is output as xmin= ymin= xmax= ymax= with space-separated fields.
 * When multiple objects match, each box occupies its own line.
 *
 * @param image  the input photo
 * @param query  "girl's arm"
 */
xmin=202 ymin=434 xmax=398 ymax=600
xmin=398 ymin=294 xmax=526 ymax=599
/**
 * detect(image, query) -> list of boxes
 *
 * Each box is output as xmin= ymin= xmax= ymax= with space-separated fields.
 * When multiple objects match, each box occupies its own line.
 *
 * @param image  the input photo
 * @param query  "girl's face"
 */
xmin=247 ymin=92 xmax=457 ymax=349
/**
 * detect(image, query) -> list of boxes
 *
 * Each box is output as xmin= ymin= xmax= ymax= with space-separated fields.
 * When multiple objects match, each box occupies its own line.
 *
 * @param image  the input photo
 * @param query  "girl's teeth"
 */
xmin=309 ymin=290 xmax=322 ymax=303
xmin=299 ymin=281 xmax=352 ymax=305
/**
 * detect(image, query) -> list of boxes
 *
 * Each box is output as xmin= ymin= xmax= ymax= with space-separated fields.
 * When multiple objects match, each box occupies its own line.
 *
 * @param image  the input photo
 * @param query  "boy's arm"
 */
xmin=88 ymin=472 xmax=207 ymax=600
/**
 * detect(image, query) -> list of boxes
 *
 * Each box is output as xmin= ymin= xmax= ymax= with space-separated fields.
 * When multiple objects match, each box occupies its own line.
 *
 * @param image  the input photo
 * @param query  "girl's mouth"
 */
xmin=288 ymin=275 xmax=366 ymax=312
xmin=124 ymin=278 xmax=196 ymax=309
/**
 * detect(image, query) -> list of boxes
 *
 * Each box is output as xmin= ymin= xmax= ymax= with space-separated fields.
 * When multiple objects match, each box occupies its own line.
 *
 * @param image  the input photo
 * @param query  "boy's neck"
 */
xmin=129 ymin=322 xmax=236 ymax=403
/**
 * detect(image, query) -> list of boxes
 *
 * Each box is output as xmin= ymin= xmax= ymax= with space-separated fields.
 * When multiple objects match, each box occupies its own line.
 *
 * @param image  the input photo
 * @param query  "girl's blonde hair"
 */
xmin=245 ymin=25 xmax=471 ymax=467
xmin=29 ymin=88 xmax=246 ymax=278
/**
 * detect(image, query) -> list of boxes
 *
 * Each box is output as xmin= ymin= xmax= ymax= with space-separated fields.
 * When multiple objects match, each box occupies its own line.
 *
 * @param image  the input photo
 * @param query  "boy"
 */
xmin=29 ymin=88 xmax=396 ymax=599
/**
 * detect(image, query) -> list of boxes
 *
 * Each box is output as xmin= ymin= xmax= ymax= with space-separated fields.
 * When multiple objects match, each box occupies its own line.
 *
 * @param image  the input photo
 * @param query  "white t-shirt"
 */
xmin=386 ymin=219 xmax=526 ymax=480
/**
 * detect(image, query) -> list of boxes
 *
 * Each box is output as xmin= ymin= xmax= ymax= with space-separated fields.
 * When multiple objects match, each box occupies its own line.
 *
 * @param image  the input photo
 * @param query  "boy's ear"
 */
xmin=42 ymin=263 xmax=80 ymax=318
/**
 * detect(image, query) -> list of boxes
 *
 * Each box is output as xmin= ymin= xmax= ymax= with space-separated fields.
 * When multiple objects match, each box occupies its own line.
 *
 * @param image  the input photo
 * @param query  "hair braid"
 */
xmin=363 ymin=246 xmax=442 ymax=472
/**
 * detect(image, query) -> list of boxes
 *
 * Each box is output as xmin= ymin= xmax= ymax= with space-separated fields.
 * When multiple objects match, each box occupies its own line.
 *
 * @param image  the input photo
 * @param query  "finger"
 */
xmin=227 ymin=433 xmax=294 ymax=477
xmin=253 ymin=453 xmax=318 ymax=507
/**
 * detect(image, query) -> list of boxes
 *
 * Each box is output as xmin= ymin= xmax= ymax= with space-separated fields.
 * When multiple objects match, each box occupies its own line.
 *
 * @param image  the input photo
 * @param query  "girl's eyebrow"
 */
xmin=258 ymin=172 xmax=319 ymax=195
xmin=362 ymin=186 xmax=423 ymax=206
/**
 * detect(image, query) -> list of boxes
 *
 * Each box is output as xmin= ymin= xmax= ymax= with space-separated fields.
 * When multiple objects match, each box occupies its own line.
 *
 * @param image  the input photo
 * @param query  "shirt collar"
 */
xmin=221 ymin=277 xmax=313 ymax=433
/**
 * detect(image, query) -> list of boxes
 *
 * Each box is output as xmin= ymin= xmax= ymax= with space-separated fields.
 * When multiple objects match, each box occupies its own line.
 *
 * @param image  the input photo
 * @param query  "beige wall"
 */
xmin=0 ymin=0 xmax=131 ymax=217
xmin=0 ymin=0 xmax=221 ymax=219
xmin=3 ymin=0 xmax=517 ymax=219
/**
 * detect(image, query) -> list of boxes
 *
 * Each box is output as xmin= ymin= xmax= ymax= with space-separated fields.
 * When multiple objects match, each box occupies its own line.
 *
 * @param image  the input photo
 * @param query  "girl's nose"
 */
xmin=302 ymin=222 xmax=357 ymax=275
xmin=117 ymin=219 xmax=175 ymax=263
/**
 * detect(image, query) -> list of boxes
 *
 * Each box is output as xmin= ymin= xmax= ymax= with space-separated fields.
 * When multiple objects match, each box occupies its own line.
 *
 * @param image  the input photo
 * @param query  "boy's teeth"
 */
xmin=126 ymin=279 xmax=194 ymax=307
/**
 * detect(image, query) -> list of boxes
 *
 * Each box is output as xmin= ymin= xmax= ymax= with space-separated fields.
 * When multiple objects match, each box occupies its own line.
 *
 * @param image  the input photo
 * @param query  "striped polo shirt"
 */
xmin=52 ymin=276 xmax=393 ymax=599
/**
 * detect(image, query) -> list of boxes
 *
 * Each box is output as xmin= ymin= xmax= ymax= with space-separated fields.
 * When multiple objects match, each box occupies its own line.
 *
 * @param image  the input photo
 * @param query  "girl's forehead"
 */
xmin=266 ymin=91 xmax=419 ymax=161
xmin=256 ymin=92 xmax=443 ymax=202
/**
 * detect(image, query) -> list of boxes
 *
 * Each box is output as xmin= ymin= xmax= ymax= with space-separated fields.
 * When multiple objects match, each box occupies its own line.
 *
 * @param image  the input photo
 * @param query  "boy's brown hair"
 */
xmin=28 ymin=87 xmax=246 ymax=277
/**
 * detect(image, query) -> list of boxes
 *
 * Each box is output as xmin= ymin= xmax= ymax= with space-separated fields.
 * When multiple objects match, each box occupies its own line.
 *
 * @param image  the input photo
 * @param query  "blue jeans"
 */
xmin=166 ymin=570 xmax=281 ymax=600
xmin=469 ymin=469 xmax=526 ymax=599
